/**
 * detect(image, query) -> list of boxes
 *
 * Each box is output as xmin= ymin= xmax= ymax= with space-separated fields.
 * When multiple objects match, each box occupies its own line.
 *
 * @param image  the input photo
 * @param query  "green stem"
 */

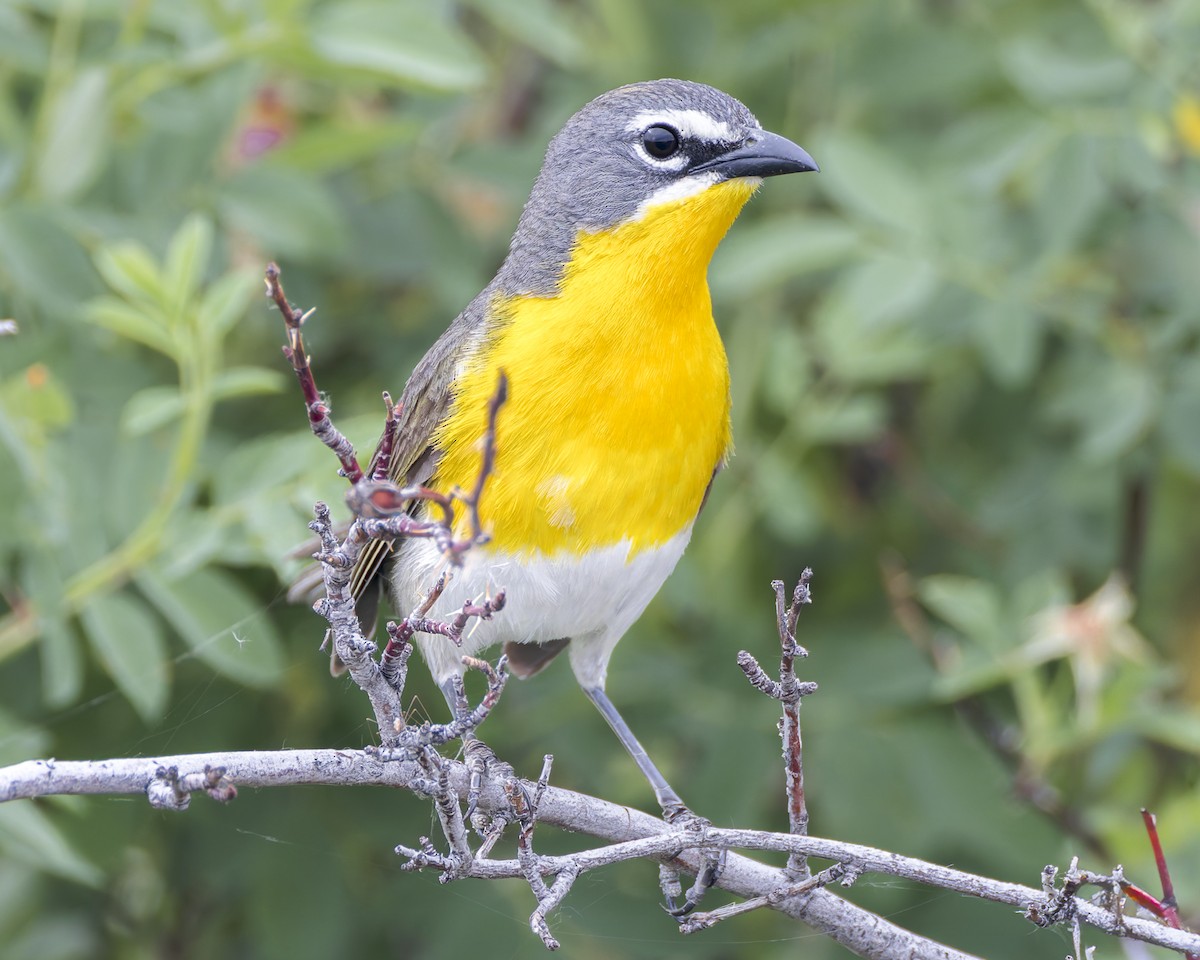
xmin=20 ymin=0 xmax=85 ymax=197
xmin=65 ymin=354 xmax=212 ymax=605
xmin=0 ymin=340 xmax=215 ymax=661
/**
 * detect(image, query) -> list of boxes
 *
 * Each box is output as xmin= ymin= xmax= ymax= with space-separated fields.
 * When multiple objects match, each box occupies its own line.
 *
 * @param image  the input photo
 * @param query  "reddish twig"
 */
xmin=1143 ymin=809 xmax=1180 ymax=919
xmin=380 ymin=575 xmax=448 ymax=688
xmin=265 ymin=262 xmax=364 ymax=483
xmin=369 ymin=391 xmax=400 ymax=481
xmin=342 ymin=369 xmax=507 ymax=567
xmin=401 ymin=592 xmax=507 ymax=647
xmin=1118 ymin=810 xmax=1196 ymax=959
xmin=274 ymin=259 xmax=511 ymax=751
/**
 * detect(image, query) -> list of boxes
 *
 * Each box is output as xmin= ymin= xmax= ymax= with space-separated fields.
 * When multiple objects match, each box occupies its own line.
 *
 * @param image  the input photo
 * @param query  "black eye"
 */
xmin=642 ymin=124 xmax=680 ymax=159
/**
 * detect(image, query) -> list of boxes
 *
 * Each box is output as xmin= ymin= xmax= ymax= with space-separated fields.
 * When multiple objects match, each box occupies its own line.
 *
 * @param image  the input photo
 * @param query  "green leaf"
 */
xmin=1046 ymin=356 xmax=1158 ymax=462
xmin=85 ymin=297 xmax=176 ymax=356
xmin=939 ymin=108 xmax=1056 ymax=195
xmin=198 ymin=267 xmax=258 ymax=340
xmin=0 ymin=707 xmax=50 ymax=767
xmin=93 ymin=242 xmax=165 ymax=305
xmin=1084 ymin=364 xmax=1156 ymax=460
xmin=1033 ymin=135 xmax=1105 ymax=254
xmin=80 ymin=592 xmax=170 ymax=723
xmin=212 ymin=428 xmax=339 ymax=505
xmin=138 ymin=568 xmax=284 ymax=688
xmin=711 ymin=216 xmax=862 ymax=300
xmin=22 ymin=552 xmax=83 ymax=708
xmin=219 ymin=166 xmax=347 ymax=261
xmin=1136 ymin=708 xmax=1200 ymax=756
xmin=759 ymin=323 xmax=811 ymax=416
xmin=1001 ymin=37 xmax=1133 ymax=104
xmin=460 ymin=0 xmax=584 ymax=68
xmin=932 ymin=653 xmax=1031 ymax=700
xmin=0 ymin=7 xmax=48 ymax=73
xmin=263 ymin=120 xmax=421 ymax=173
xmin=1161 ymin=357 xmax=1200 ymax=476
xmin=753 ymin=447 xmax=821 ymax=541
xmin=1011 ymin=570 xmax=1072 ymax=622
xmin=122 ymin=368 xmax=283 ymax=437
xmin=121 ymin=386 xmax=185 ymax=436
xmin=34 ymin=67 xmax=110 ymax=201
xmin=0 ymin=803 xmax=102 ymax=887
xmin=157 ymin=510 xmax=234 ymax=580
xmin=814 ymin=131 xmax=929 ymax=238
xmin=0 ymin=206 xmax=99 ymax=313
xmin=0 ymin=364 xmax=75 ymax=441
xmin=311 ymin=1 xmax=486 ymax=90
xmin=812 ymin=255 xmax=940 ymax=383
xmin=211 ymin=366 xmax=286 ymax=400
xmin=918 ymin=575 xmax=1004 ymax=648
xmin=844 ymin=255 xmax=940 ymax=329
xmin=797 ymin=392 xmax=887 ymax=445
xmin=163 ymin=214 xmax=214 ymax=313
xmin=970 ymin=298 xmax=1042 ymax=388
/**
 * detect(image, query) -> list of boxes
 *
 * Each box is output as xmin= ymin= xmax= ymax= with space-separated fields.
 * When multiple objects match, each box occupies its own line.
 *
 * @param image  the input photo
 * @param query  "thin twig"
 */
xmin=370 ymin=391 xmax=400 ymax=481
xmin=265 ymin=262 xmax=363 ymax=482
xmin=421 ymin=746 xmax=473 ymax=877
xmin=679 ymin=861 xmax=859 ymax=933
xmin=1120 ymin=810 xmax=1197 ymax=960
xmin=297 ymin=364 xmax=509 ymax=749
xmin=738 ymin=571 xmax=818 ymax=879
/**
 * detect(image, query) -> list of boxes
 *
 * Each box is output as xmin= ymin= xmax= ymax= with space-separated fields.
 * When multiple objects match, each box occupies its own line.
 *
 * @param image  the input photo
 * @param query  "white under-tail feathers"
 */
xmin=391 ymin=524 xmax=694 ymax=690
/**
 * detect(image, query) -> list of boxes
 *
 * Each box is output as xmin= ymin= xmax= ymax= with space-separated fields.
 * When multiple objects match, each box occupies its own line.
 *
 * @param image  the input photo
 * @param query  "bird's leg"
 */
xmin=439 ymin=676 xmax=510 ymax=823
xmin=582 ymin=685 xmax=687 ymax=819
xmin=582 ymin=685 xmax=725 ymax=915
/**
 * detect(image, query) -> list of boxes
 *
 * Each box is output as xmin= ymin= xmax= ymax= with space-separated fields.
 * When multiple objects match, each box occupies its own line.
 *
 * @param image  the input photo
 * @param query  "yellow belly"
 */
xmin=433 ymin=178 xmax=757 ymax=557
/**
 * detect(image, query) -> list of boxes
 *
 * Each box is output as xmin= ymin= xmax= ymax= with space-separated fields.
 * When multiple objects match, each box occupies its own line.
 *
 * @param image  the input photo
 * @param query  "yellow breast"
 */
xmin=433 ymin=178 xmax=759 ymax=557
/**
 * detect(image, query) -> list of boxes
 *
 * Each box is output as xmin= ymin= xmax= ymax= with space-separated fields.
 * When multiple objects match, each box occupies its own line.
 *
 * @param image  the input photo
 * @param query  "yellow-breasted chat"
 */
xmin=350 ymin=78 xmax=817 ymax=822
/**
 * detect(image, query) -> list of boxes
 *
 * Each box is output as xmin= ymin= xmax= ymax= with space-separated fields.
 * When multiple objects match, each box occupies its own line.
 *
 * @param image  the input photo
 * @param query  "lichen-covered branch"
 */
xmin=2 ymin=750 xmax=1197 ymax=956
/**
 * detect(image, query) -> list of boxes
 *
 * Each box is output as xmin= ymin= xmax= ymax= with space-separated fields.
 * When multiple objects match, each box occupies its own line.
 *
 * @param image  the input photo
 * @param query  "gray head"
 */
xmin=496 ymin=79 xmax=817 ymax=296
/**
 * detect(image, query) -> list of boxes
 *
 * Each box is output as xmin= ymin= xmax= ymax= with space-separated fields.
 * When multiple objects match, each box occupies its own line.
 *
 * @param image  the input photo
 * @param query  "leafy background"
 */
xmin=2 ymin=0 xmax=1199 ymax=957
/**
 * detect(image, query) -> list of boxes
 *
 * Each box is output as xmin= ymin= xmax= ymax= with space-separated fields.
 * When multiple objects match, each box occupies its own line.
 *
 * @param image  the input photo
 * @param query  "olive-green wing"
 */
xmin=344 ymin=299 xmax=491 ymax=634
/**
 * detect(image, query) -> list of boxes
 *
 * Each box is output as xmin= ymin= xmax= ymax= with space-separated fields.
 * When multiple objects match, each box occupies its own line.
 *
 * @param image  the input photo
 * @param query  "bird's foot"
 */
xmin=660 ymin=804 xmax=725 ymax=917
xmin=462 ymin=736 xmax=513 ymax=825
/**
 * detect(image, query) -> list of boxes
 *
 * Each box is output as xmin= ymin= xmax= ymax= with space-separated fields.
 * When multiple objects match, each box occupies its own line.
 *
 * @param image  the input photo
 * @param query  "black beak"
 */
xmin=692 ymin=130 xmax=819 ymax=179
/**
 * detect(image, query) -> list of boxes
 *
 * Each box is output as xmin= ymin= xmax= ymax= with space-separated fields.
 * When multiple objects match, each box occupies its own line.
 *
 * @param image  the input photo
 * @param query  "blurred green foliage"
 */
xmin=2 ymin=0 xmax=1200 ymax=956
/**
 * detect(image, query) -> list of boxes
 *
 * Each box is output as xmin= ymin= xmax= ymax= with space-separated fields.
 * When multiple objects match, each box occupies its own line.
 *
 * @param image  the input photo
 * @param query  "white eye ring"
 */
xmin=642 ymin=124 xmax=681 ymax=159
xmin=632 ymin=128 xmax=689 ymax=171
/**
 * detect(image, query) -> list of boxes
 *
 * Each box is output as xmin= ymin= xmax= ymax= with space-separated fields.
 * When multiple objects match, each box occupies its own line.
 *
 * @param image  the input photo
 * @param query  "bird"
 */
xmin=350 ymin=78 xmax=817 ymax=822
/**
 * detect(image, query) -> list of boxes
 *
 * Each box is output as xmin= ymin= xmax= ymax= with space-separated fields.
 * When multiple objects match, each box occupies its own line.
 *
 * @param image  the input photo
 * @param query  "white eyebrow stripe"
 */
xmin=626 ymin=108 xmax=734 ymax=142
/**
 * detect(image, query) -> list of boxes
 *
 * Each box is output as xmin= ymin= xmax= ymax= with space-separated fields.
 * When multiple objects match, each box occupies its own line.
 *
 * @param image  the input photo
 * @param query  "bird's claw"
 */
xmin=660 ymin=807 xmax=725 ymax=916
xmin=463 ymin=737 xmax=513 ymax=825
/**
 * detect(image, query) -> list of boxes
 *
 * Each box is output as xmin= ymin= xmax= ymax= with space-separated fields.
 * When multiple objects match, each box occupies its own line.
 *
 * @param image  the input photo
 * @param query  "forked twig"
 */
xmin=1118 ymin=810 xmax=1197 ymax=960
xmin=737 ymin=569 xmax=818 ymax=878
xmin=265 ymin=262 xmax=364 ymax=482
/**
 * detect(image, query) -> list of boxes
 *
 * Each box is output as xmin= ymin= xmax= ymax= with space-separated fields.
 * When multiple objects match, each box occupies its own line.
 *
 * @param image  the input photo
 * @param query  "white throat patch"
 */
xmin=631 ymin=171 xmax=721 ymax=220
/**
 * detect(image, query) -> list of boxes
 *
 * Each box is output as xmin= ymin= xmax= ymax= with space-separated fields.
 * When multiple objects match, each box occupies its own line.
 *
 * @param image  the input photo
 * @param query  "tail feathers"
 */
xmin=503 ymin=637 xmax=570 ymax=678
